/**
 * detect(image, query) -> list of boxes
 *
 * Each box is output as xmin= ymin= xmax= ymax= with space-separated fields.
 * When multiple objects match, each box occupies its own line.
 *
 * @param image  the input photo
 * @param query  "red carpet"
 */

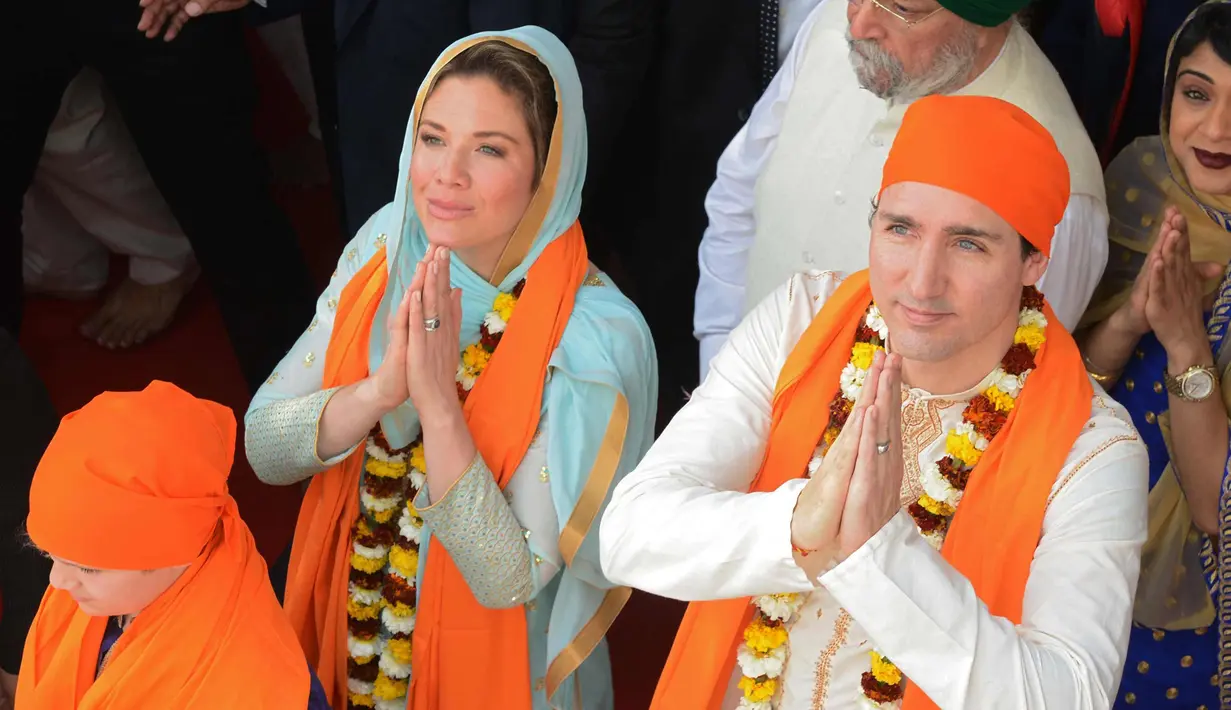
xmin=17 ymin=32 xmax=685 ymax=709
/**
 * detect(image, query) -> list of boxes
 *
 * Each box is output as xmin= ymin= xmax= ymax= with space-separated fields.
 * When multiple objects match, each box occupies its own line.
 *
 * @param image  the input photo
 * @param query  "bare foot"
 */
xmin=80 ymin=267 xmax=199 ymax=349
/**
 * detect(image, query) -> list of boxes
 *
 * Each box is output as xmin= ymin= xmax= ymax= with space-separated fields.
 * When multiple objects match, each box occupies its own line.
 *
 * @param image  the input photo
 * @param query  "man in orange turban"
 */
xmin=601 ymin=95 xmax=1149 ymax=710
xmin=15 ymin=381 xmax=330 ymax=709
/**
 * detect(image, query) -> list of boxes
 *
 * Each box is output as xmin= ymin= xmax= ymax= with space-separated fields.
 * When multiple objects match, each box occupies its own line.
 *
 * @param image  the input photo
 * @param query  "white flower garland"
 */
xmin=733 ymin=296 xmax=1048 ymax=709
xmin=344 ymin=282 xmax=523 ymax=710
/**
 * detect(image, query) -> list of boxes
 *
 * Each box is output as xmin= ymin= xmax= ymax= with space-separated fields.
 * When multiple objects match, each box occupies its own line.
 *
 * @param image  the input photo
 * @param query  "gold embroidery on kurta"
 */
xmin=898 ymin=394 xmax=953 ymax=505
xmin=1046 ymin=434 xmax=1139 ymax=506
xmin=810 ymin=610 xmax=854 ymax=709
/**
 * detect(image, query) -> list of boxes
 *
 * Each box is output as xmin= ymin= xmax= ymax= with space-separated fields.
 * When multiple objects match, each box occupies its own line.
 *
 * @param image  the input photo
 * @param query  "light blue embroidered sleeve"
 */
xmin=244 ymin=387 xmax=352 ymax=485
xmin=415 ymin=450 xmax=541 ymax=608
xmin=244 ymin=212 xmax=391 ymax=484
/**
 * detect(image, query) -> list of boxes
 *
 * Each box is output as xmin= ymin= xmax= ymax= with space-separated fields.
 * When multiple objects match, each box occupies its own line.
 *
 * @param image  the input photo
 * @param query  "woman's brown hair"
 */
xmin=430 ymin=40 xmax=558 ymax=187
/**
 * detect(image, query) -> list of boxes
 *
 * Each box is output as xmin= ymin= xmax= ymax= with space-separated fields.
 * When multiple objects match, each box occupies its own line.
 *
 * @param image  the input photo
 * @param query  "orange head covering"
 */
xmin=28 ymin=381 xmax=236 ymax=570
xmin=879 ymin=95 xmax=1070 ymax=256
xmin=18 ymin=381 xmax=309 ymax=709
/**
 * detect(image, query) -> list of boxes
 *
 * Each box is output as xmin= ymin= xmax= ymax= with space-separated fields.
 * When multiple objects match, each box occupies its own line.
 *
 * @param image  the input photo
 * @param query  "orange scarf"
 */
xmin=18 ymin=522 xmax=308 ymax=709
xmin=285 ymin=224 xmax=588 ymax=710
xmin=650 ymin=271 xmax=1093 ymax=709
xmin=18 ymin=383 xmax=308 ymax=709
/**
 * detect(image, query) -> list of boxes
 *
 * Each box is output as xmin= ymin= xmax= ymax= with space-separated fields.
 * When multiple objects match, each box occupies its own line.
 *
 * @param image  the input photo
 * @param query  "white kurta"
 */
xmin=693 ymin=0 xmax=1108 ymax=378
xmin=603 ymin=272 xmax=1150 ymax=709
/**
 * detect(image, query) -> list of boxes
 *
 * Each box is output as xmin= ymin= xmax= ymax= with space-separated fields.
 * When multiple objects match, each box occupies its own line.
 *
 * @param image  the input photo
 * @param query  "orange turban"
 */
xmin=18 ymin=381 xmax=309 ymax=709
xmin=27 ymin=381 xmax=236 ymax=570
xmin=879 ymin=95 xmax=1070 ymax=256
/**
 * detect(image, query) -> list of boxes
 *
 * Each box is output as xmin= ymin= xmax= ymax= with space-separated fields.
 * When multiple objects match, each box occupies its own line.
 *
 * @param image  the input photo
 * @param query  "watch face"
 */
xmin=1183 ymin=370 xmax=1215 ymax=400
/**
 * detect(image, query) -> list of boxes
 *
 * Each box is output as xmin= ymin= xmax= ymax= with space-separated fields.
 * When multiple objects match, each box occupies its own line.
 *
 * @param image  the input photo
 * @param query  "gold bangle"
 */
xmin=1083 ymin=355 xmax=1120 ymax=385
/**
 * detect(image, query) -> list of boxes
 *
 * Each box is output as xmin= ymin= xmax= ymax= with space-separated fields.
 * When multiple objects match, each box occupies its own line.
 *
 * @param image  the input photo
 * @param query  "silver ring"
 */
xmin=875 ymin=441 xmax=891 ymax=455
xmin=423 ymin=317 xmax=441 ymax=332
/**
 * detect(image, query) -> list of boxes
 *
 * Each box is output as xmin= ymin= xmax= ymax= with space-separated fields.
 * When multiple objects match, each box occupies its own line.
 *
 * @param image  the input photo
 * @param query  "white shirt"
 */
xmin=694 ymin=0 xmax=1109 ymax=379
xmin=779 ymin=0 xmax=824 ymax=64
xmin=604 ymin=272 xmax=1148 ymax=709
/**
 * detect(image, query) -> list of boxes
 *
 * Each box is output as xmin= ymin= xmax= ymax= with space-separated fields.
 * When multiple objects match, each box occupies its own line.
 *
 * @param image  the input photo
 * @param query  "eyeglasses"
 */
xmin=847 ymin=0 xmax=944 ymax=29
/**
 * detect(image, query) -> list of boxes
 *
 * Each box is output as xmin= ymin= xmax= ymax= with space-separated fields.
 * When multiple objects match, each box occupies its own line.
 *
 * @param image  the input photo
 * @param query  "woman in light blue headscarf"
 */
xmin=243 ymin=27 xmax=657 ymax=710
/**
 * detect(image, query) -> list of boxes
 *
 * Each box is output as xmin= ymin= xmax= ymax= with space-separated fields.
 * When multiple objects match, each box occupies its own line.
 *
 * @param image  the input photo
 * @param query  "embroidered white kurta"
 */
xmin=603 ymin=272 xmax=1150 ymax=709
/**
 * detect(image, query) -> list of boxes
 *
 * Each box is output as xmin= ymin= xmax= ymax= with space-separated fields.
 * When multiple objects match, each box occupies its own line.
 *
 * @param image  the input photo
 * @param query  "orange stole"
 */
xmin=649 ymin=271 xmax=1092 ymax=709
xmin=284 ymin=245 xmax=388 ymax=707
xmin=18 ymin=522 xmax=308 ymax=710
xmin=284 ymin=224 xmax=589 ymax=710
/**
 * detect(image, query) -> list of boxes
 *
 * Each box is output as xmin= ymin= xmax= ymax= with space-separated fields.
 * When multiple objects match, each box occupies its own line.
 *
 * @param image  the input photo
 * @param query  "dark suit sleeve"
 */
xmin=0 ymin=330 xmax=56 ymax=673
xmin=566 ymin=0 xmax=655 ymax=198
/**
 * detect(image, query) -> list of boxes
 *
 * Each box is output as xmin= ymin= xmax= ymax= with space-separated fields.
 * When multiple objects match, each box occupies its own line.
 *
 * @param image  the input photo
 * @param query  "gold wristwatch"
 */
xmin=1163 ymin=364 xmax=1220 ymax=402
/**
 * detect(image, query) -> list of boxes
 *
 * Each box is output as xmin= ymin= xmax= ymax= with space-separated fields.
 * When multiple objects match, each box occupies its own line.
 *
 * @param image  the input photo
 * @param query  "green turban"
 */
xmin=938 ymin=0 xmax=1029 ymax=26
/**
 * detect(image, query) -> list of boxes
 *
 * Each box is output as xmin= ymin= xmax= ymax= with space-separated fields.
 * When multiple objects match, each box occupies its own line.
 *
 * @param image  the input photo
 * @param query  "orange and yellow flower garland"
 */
xmin=735 ymin=289 xmax=1047 ymax=710
xmin=344 ymin=280 xmax=525 ymax=710
xmin=860 ymin=287 xmax=1044 ymax=708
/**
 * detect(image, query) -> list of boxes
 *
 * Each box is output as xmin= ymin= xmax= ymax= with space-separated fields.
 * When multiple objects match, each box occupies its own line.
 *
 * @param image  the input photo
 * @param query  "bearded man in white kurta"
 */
xmin=693 ymin=0 xmax=1107 ymax=378
xmin=602 ymin=95 xmax=1148 ymax=710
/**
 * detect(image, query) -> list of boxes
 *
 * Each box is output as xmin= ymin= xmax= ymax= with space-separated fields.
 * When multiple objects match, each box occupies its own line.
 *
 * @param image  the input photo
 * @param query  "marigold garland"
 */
xmin=733 ymin=292 xmax=1047 ymax=709
xmin=861 ymin=288 xmax=1045 ymax=708
xmin=344 ymin=280 xmax=524 ymax=710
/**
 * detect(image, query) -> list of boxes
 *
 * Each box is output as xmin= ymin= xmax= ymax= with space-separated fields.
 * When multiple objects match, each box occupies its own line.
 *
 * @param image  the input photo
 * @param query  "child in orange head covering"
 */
xmin=16 ymin=381 xmax=331 ymax=710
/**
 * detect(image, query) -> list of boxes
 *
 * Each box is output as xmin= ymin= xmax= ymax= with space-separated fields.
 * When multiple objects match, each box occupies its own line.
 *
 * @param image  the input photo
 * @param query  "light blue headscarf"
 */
xmin=355 ymin=26 xmax=656 ymax=704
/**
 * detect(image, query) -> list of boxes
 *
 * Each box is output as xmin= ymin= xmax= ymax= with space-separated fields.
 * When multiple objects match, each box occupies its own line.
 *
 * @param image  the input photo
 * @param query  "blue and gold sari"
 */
xmin=1106 ymin=271 xmax=1231 ymax=709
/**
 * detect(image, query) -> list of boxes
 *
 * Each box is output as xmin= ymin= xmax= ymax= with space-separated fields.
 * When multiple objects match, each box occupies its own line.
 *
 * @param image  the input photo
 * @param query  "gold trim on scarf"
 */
xmin=489 ymin=47 xmax=564 ymax=286
xmin=545 ymin=585 xmax=633 ymax=701
xmin=400 ymin=34 xmax=564 ymax=287
xmin=559 ymin=392 xmax=629 ymax=566
xmin=399 ymin=37 xmax=486 ymax=241
xmin=543 ymin=389 xmax=631 ymax=700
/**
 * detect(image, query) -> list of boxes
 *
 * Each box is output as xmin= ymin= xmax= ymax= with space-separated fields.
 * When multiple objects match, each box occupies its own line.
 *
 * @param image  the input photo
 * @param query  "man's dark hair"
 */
xmin=869 ymin=199 xmax=1040 ymax=260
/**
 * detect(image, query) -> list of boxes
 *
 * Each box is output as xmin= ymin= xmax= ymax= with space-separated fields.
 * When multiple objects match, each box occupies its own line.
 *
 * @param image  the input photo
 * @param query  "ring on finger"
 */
xmin=423 ymin=316 xmax=441 ymax=332
xmin=875 ymin=441 xmax=891 ymax=455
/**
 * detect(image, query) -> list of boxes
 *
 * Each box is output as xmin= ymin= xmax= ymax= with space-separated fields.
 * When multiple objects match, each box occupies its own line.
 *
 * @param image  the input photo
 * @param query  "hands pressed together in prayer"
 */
xmin=136 ymin=0 xmax=249 ymax=42
xmin=1081 ymin=205 xmax=1228 ymax=533
xmin=358 ymin=245 xmax=478 ymax=497
xmin=1110 ymin=207 xmax=1222 ymax=362
xmin=790 ymin=351 xmax=905 ymax=570
xmin=369 ymin=245 xmax=465 ymax=423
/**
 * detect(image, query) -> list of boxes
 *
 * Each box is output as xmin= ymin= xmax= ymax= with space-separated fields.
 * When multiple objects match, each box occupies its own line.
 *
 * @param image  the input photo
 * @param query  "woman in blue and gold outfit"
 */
xmin=1080 ymin=2 xmax=1231 ymax=707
